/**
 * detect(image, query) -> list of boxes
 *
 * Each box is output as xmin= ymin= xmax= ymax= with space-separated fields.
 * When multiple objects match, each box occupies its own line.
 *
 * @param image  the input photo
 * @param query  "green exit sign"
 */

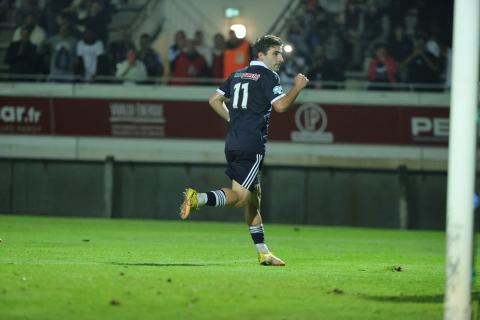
xmin=225 ymin=7 xmax=240 ymax=18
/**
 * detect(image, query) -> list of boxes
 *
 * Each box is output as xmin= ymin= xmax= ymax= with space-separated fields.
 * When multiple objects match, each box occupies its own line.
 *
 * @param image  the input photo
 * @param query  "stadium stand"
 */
xmin=0 ymin=0 xmax=453 ymax=90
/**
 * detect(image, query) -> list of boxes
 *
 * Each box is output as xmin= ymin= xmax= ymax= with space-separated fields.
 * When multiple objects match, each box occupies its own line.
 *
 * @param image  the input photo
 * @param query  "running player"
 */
xmin=180 ymin=35 xmax=309 ymax=266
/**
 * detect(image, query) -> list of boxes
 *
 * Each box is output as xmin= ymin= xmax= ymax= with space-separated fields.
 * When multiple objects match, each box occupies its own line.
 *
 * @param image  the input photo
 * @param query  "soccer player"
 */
xmin=180 ymin=35 xmax=309 ymax=266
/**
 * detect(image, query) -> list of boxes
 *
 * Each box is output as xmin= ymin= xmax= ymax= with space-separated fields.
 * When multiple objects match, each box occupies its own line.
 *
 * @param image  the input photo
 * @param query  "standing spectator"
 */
xmin=285 ymin=18 xmax=309 ymax=58
xmin=344 ymin=0 xmax=365 ymax=70
xmin=4 ymin=27 xmax=38 ymax=79
xmin=321 ymin=24 xmax=346 ymax=89
xmin=42 ymin=0 xmax=72 ymax=36
xmin=306 ymin=45 xmax=326 ymax=89
xmin=367 ymin=44 xmax=397 ymax=90
xmin=193 ymin=30 xmax=212 ymax=69
xmin=13 ymin=0 xmax=43 ymax=26
xmin=76 ymin=28 xmax=104 ymax=81
xmin=403 ymin=8 xmax=418 ymax=38
xmin=211 ymin=33 xmax=225 ymax=81
xmin=0 ymin=0 xmax=13 ymax=22
xmin=62 ymin=0 xmax=89 ymax=24
xmin=45 ymin=24 xmax=77 ymax=81
xmin=280 ymin=55 xmax=307 ymax=92
xmin=305 ymin=5 xmax=329 ymax=50
xmin=363 ymin=0 xmax=388 ymax=47
xmin=137 ymin=33 xmax=164 ymax=79
xmin=80 ymin=0 xmax=110 ymax=43
xmin=402 ymin=35 xmax=440 ymax=91
xmin=168 ymin=30 xmax=186 ymax=74
xmin=115 ymin=46 xmax=147 ymax=84
xmin=109 ymin=27 xmax=133 ymax=74
xmin=387 ymin=24 xmax=413 ymax=81
xmin=12 ymin=13 xmax=46 ymax=49
xmin=223 ymin=30 xmax=250 ymax=79
xmin=171 ymin=39 xmax=208 ymax=85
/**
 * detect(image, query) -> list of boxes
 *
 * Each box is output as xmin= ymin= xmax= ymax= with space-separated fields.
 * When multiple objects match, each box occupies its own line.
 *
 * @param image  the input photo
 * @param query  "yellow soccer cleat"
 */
xmin=258 ymin=252 xmax=285 ymax=266
xmin=179 ymin=188 xmax=199 ymax=220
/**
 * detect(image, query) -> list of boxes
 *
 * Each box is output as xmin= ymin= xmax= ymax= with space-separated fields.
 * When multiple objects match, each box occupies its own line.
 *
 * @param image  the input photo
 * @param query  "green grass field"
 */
xmin=0 ymin=215 xmax=478 ymax=319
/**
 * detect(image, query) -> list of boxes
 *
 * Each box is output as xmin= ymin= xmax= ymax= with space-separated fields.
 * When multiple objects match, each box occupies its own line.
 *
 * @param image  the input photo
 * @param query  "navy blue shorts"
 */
xmin=225 ymin=151 xmax=264 ymax=191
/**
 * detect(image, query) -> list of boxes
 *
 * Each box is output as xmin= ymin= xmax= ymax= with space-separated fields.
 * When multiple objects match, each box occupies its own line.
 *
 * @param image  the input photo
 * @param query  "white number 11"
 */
xmin=232 ymin=82 xmax=249 ymax=109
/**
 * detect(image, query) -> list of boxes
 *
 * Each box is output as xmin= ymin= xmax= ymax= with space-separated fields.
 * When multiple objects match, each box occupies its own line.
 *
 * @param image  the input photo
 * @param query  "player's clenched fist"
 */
xmin=294 ymin=73 xmax=309 ymax=88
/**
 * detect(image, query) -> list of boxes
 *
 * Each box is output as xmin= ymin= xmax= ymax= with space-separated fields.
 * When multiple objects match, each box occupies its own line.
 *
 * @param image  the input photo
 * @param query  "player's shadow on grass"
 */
xmin=107 ymin=262 xmax=216 ymax=267
xmin=361 ymin=291 xmax=480 ymax=304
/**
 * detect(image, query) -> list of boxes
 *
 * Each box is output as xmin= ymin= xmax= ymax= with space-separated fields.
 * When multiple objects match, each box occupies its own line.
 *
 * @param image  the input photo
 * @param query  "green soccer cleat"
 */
xmin=179 ymin=188 xmax=199 ymax=220
xmin=258 ymin=252 xmax=285 ymax=266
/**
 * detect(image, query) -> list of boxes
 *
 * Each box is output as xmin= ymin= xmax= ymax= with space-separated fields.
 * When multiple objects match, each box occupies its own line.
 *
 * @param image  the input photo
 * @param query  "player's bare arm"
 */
xmin=272 ymin=73 xmax=309 ymax=113
xmin=208 ymin=91 xmax=230 ymax=122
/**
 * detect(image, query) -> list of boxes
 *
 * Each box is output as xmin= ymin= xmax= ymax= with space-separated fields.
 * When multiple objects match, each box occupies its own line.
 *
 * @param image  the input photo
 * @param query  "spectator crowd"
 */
xmin=2 ymin=0 xmax=163 ymax=83
xmin=1 ymin=0 xmax=453 ymax=91
xmin=283 ymin=0 xmax=453 ymax=91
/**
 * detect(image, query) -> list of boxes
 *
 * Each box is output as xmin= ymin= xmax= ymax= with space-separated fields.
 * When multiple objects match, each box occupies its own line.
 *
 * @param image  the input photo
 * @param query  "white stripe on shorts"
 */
xmin=242 ymin=154 xmax=263 ymax=189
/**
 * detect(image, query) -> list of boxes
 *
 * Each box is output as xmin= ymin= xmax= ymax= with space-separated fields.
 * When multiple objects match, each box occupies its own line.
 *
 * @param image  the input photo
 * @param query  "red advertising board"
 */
xmin=0 ymin=97 xmax=52 ymax=134
xmin=0 ymin=97 xmax=449 ymax=145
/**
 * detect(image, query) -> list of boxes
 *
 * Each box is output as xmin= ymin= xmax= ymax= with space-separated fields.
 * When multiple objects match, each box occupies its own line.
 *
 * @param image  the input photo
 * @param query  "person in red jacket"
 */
xmin=367 ymin=43 xmax=398 ymax=90
xmin=171 ymin=39 xmax=208 ymax=85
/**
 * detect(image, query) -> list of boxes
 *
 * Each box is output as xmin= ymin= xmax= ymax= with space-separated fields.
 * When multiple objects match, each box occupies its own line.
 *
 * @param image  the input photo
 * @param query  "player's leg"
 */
xmin=246 ymin=179 xmax=285 ymax=266
xmin=179 ymin=181 xmax=251 ymax=220
xmin=179 ymin=151 xmax=260 ymax=219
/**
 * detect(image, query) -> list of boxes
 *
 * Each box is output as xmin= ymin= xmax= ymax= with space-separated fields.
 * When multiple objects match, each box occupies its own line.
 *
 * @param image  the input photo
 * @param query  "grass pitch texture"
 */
xmin=0 ymin=215 xmax=477 ymax=319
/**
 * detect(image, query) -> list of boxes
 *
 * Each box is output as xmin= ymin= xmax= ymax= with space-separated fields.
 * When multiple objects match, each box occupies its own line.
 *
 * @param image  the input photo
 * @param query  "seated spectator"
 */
xmin=367 ymin=44 xmax=397 ymax=91
xmin=137 ymin=33 xmax=164 ymax=79
xmin=115 ymin=46 xmax=147 ymax=84
xmin=171 ymin=39 xmax=208 ymax=85
xmin=168 ymin=30 xmax=186 ymax=74
xmin=109 ymin=27 xmax=134 ymax=74
xmin=75 ymin=28 xmax=105 ymax=81
xmin=211 ymin=33 xmax=225 ymax=81
xmin=4 ymin=27 xmax=38 ymax=80
xmin=45 ymin=24 xmax=77 ymax=81
xmin=402 ymin=35 xmax=441 ymax=91
xmin=12 ymin=12 xmax=46 ymax=50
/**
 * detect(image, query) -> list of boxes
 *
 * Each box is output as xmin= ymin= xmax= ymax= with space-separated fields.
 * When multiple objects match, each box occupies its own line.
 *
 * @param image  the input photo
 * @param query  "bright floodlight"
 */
xmin=230 ymin=24 xmax=247 ymax=39
xmin=284 ymin=44 xmax=293 ymax=53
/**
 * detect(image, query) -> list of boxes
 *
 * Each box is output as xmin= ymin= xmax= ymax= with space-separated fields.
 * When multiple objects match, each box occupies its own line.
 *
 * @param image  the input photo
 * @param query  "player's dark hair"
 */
xmin=252 ymin=35 xmax=283 ymax=59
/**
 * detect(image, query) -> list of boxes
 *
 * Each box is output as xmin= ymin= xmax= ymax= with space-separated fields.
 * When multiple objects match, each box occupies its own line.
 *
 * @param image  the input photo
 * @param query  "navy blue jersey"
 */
xmin=217 ymin=61 xmax=286 ymax=154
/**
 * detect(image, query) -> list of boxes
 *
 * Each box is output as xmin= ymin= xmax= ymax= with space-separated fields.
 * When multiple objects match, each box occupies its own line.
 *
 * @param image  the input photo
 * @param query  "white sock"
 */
xmin=255 ymin=243 xmax=269 ymax=254
xmin=197 ymin=193 xmax=207 ymax=206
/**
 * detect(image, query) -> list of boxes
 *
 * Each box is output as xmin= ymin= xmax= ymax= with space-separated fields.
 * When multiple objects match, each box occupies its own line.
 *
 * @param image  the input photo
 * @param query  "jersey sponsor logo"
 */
xmin=290 ymin=103 xmax=334 ymax=143
xmin=272 ymin=85 xmax=284 ymax=95
xmin=234 ymin=72 xmax=261 ymax=81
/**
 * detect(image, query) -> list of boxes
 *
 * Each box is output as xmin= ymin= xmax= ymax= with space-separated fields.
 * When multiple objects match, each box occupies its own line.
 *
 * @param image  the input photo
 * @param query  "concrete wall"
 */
xmin=0 ymin=158 xmax=451 ymax=230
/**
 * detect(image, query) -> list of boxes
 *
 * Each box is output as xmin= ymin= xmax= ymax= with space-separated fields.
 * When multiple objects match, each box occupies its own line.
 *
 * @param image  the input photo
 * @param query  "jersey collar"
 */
xmin=250 ymin=60 xmax=269 ymax=69
xmin=250 ymin=60 xmax=280 ymax=77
